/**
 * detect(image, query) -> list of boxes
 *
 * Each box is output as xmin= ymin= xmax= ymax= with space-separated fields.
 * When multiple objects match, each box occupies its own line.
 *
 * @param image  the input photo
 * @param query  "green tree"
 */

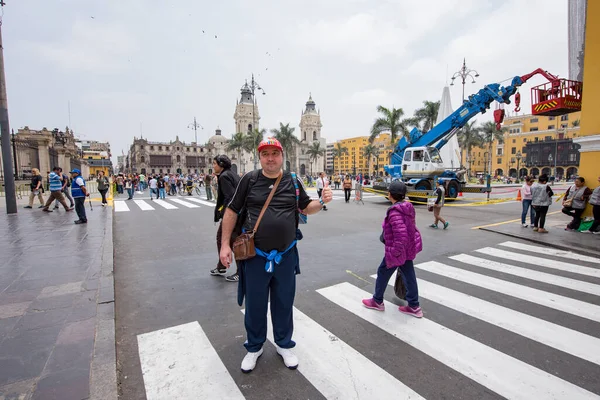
xmin=571 ymin=119 xmax=580 ymax=127
xmin=412 ymin=100 xmax=440 ymax=132
xmin=244 ymin=128 xmax=266 ymax=170
xmin=457 ymin=121 xmax=483 ymax=178
xmin=226 ymin=132 xmax=247 ymax=173
xmin=369 ymin=106 xmax=410 ymax=145
xmin=480 ymin=121 xmax=506 ymax=175
xmin=362 ymin=144 xmax=379 ymax=176
xmin=306 ymin=141 xmax=325 ymax=175
xmin=271 ymin=123 xmax=299 ymax=171
xmin=331 ymin=142 xmax=348 ymax=174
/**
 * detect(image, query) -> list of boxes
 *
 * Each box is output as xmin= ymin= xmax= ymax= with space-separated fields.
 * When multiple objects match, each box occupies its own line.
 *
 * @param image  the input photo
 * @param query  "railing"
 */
xmin=0 ymin=181 xmax=99 ymax=197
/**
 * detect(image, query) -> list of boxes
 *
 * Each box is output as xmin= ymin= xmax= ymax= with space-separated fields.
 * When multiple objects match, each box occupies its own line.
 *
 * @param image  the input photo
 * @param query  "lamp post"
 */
xmin=515 ymin=151 xmax=522 ymax=183
xmin=188 ymin=117 xmax=203 ymax=174
xmin=450 ymin=58 xmax=480 ymax=103
xmin=247 ymin=74 xmax=265 ymax=133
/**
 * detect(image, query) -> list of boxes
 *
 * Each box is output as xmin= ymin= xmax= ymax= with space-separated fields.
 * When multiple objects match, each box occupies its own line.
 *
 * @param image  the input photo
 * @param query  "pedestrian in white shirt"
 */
xmin=149 ymin=176 xmax=158 ymax=201
xmin=316 ymin=172 xmax=329 ymax=211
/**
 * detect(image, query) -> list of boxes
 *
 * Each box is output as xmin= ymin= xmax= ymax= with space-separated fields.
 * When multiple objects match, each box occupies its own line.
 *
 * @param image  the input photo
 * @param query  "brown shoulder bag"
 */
xmin=232 ymin=172 xmax=282 ymax=261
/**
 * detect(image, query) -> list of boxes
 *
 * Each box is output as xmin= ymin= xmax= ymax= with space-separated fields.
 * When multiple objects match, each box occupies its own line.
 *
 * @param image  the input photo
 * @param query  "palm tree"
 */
xmin=480 ymin=121 xmax=506 ymax=175
xmin=331 ymin=142 xmax=348 ymax=174
xmin=226 ymin=132 xmax=247 ymax=173
xmin=363 ymin=144 xmax=378 ymax=176
xmin=457 ymin=121 xmax=483 ymax=177
xmin=412 ymin=100 xmax=440 ymax=132
xmin=369 ymin=106 xmax=410 ymax=145
xmin=271 ymin=123 xmax=299 ymax=171
xmin=572 ymin=119 xmax=580 ymax=127
xmin=306 ymin=141 xmax=325 ymax=175
xmin=244 ymin=128 xmax=266 ymax=170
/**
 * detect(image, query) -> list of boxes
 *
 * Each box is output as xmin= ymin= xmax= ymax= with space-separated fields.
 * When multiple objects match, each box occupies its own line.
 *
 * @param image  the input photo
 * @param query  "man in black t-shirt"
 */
xmin=220 ymin=137 xmax=332 ymax=373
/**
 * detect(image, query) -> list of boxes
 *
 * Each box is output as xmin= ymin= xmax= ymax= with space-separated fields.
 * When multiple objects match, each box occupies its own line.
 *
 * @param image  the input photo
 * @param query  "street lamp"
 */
xmin=450 ymin=58 xmax=480 ymax=103
xmin=246 ymin=74 xmax=265 ymax=133
xmin=515 ymin=151 xmax=522 ymax=183
xmin=188 ymin=117 xmax=204 ymax=174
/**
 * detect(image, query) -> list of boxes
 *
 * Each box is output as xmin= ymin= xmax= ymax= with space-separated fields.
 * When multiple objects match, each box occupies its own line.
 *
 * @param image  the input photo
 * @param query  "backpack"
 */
xmin=63 ymin=174 xmax=71 ymax=187
xmin=291 ymin=172 xmax=307 ymax=224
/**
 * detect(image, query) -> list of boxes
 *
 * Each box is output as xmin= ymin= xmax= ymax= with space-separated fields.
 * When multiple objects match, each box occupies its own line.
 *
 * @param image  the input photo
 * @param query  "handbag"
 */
xmin=394 ymin=271 xmax=407 ymax=300
xmin=232 ymin=172 xmax=282 ymax=261
xmin=563 ymin=186 xmax=577 ymax=208
xmin=427 ymin=197 xmax=435 ymax=212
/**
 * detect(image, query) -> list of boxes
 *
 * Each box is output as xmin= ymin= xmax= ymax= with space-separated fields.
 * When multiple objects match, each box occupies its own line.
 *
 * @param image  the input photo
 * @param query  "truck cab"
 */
xmin=402 ymin=146 xmax=446 ymax=179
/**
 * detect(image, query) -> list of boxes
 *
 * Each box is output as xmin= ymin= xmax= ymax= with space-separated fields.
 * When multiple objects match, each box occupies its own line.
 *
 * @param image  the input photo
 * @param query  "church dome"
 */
xmin=209 ymin=128 xmax=228 ymax=144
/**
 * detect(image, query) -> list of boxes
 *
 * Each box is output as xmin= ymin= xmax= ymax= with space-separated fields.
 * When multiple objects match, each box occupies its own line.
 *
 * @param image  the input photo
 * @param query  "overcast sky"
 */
xmin=5 ymin=0 xmax=568 ymax=162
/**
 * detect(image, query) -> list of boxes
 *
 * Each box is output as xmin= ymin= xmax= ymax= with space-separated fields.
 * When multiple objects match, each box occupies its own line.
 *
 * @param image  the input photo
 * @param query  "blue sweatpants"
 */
xmin=241 ymin=247 xmax=299 ymax=353
xmin=373 ymin=258 xmax=420 ymax=308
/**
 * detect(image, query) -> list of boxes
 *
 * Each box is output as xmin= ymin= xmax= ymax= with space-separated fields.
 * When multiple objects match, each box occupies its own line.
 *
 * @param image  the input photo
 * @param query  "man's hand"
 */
xmin=321 ymin=181 xmax=333 ymax=203
xmin=220 ymin=244 xmax=232 ymax=269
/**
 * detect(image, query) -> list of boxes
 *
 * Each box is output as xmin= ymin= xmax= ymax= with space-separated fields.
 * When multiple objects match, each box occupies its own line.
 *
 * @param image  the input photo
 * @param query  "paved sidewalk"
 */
xmin=0 ymin=200 xmax=116 ymax=400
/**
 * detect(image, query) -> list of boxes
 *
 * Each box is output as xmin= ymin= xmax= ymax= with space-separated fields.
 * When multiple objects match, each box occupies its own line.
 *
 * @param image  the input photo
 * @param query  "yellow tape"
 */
xmin=345 ymin=270 xmax=373 ymax=284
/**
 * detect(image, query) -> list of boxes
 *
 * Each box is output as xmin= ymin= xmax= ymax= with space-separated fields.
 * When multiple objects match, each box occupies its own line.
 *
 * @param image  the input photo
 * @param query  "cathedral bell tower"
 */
xmin=233 ymin=81 xmax=260 ymax=134
xmin=299 ymin=93 xmax=322 ymax=142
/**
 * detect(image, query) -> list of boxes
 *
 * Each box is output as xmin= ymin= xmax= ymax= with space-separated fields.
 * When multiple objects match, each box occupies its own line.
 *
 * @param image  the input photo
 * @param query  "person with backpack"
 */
xmin=54 ymin=168 xmax=75 ymax=209
xmin=362 ymin=181 xmax=424 ymax=317
xmin=219 ymin=137 xmax=332 ymax=373
xmin=562 ymin=176 xmax=592 ymax=231
xmin=531 ymin=174 xmax=554 ymax=233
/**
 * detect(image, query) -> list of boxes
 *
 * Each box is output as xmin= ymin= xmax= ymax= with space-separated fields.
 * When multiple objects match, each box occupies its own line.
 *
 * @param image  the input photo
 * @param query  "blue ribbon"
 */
xmin=255 ymin=241 xmax=297 ymax=273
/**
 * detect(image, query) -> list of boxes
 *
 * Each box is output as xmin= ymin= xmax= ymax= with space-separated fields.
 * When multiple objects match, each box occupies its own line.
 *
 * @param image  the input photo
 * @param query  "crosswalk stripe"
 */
xmin=114 ymin=201 xmax=130 ymax=212
xmin=265 ymin=307 xmax=425 ymax=399
xmin=169 ymin=198 xmax=200 ymax=208
xmin=499 ymin=241 xmax=600 ymax=264
xmin=317 ymin=282 xmax=598 ymax=400
xmin=133 ymin=200 xmax=154 ymax=211
xmin=476 ymin=247 xmax=600 ymax=278
xmin=451 ymin=254 xmax=600 ymax=296
xmin=183 ymin=198 xmax=216 ymax=207
xmin=152 ymin=199 xmax=178 ymax=209
xmin=417 ymin=261 xmax=600 ymax=323
xmin=137 ymin=321 xmax=244 ymax=400
xmin=375 ymin=273 xmax=600 ymax=366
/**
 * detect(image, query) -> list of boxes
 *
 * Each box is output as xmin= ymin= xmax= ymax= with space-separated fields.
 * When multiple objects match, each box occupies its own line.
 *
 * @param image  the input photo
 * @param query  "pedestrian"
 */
xmin=430 ymin=179 xmax=449 ymax=229
xmin=343 ymin=174 xmax=352 ymax=203
xmin=362 ymin=180 xmax=423 ymax=317
xmin=54 ymin=168 xmax=75 ymax=210
xmin=70 ymin=169 xmax=89 ymax=224
xmin=157 ymin=175 xmax=166 ymax=199
xmin=24 ymin=168 xmax=45 ymax=209
xmin=125 ymin=175 xmax=134 ymax=200
xmin=96 ymin=171 xmax=110 ymax=206
xmin=210 ymin=155 xmax=240 ymax=282
xmin=520 ymin=176 xmax=536 ymax=228
xmin=116 ymin=174 xmax=124 ymax=195
xmin=562 ymin=176 xmax=592 ymax=231
xmin=204 ymin=173 xmax=213 ymax=201
xmin=531 ymin=174 xmax=554 ymax=233
xmin=583 ymin=175 xmax=600 ymax=234
xmin=41 ymin=167 xmax=73 ymax=213
xmin=149 ymin=175 xmax=158 ymax=200
xmin=316 ymin=172 xmax=328 ymax=211
xmin=219 ymin=137 xmax=333 ymax=373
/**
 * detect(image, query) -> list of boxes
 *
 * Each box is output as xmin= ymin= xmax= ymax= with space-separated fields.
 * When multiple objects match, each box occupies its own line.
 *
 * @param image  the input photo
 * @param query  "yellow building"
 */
xmin=84 ymin=150 xmax=113 ymax=178
xmin=333 ymin=133 xmax=392 ymax=176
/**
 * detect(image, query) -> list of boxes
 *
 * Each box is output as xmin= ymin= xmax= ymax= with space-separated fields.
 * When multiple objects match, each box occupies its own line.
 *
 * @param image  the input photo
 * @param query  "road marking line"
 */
xmin=133 ymin=200 xmax=154 ymax=211
xmin=476 ymin=247 xmax=600 ymax=278
xmin=182 ymin=197 xmax=216 ymax=207
xmin=471 ymin=211 xmax=561 ymax=229
xmin=451 ymin=254 xmax=600 ymax=296
xmin=499 ymin=241 xmax=600 ymax=264
xmin=376 ymin=274 xmax=600 ymax=366
xmin=153 ymin=199 xmax=178 ymax=209
xmin=113 ymin=201 xmax=130 ymax=212
xmin=137 ymin=321 xmax=244 ymax=400
xmin=317 ymin=282 xmax=597 ymax=400
xmin=417 ymin=261 xmax=600 ymax=323
xmin=241 ymin=307 xmax=424 ymax=399
xmin=169 ymin=198 xmax=200 ymax=208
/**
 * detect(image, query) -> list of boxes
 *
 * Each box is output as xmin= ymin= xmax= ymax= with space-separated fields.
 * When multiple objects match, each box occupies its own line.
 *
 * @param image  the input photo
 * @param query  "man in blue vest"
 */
xmin=70 ymin=169 xmax=89 ymax=224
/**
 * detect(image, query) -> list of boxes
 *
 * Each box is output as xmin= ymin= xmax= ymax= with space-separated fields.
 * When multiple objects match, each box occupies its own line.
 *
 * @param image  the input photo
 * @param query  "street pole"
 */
xmin=0 ymin=4 xmax=17 ymax=214
xmin=11 ymin=128 xmax=17 ymax=178
xmin=451 ymin=58 xmax=480 ymax=104
xmin=188 ymin=117 xmax=203 ymax=174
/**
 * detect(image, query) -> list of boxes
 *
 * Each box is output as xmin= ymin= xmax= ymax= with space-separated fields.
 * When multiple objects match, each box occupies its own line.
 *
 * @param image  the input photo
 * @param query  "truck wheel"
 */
xmin=447 ymin=180 xmax=460 ymax=199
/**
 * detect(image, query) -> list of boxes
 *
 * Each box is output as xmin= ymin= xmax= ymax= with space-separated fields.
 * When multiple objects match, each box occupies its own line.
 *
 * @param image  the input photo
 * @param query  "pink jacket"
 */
xmin=382 ymin=201 xmax=423 ymax=268
xmin=521 ymin=183 xmax=532 ymax=200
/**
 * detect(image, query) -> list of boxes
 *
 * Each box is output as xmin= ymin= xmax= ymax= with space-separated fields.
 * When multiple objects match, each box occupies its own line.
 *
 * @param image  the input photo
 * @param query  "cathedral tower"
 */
xmin=233 ymin=81 xmax=260 ymax=134
xmin=299 ymin=93 xmax=322 ymax=143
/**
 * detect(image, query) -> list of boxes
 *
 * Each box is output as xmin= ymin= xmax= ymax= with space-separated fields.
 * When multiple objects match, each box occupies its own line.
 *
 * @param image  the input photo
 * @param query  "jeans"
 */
xmin=159 ymin=188 xmax=166 ymax=199
xmin=590 ymin=204 xmax=600 ymax=233
xmin=117 ymin=184 xmax=123 ymax=194
xmin=74 ymin=197 xmax=87 ymax=222
xmin=242 ymin=247 xmax=298 ymax=352
xmin=170 ymin=184 xmax=177 ymax=195
xmin=562 ymin=206 xmax=584 ymax=230
xmin=127 ymin=188 xmax=134 ymax=199
xmin=521 ymin=199 xmax=535 ymax=225
xmin=206 ymin=187 xmax=212 ymax=201
xmin=373 ymin=258 xmax=419 ymax=308
xmin=533 ymin=205 xmax=549 ymax=229
xmin=99 ymin=189 xmax=108 ymax=204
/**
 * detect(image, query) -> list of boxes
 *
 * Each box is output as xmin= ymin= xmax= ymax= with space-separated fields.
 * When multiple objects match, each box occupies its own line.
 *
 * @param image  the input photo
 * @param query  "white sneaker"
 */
xmin=522 ymin=224 xmax=528 ymax=228
xmin=241 ymin=348 xmax=263 ymax=373
xmin=276 ymin=346 xmax=298 ymax=369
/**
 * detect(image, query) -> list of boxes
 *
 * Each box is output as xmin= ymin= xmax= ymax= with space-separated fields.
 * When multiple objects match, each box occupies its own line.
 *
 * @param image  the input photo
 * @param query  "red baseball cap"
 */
xmin=257 ymin=137 xmax=283 ymax=153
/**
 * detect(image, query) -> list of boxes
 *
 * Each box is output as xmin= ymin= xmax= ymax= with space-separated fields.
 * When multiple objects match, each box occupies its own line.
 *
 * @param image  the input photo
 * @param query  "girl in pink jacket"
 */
xmin=362 ymin=181 xmax=424 ymax=318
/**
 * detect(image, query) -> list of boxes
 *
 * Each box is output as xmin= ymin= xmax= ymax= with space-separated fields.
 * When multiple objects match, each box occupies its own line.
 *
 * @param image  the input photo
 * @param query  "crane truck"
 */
xmin=372 ymin=68 xmax=582 ymax=199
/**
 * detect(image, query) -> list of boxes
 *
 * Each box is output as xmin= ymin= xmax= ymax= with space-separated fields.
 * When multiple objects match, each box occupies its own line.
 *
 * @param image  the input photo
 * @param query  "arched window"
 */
xmin=248 ymin=124 xmax=253 ymax=132
xmin=313 ymin=131 xmax=317 ymax=140
xmin=176 ymin=155 xmax=181 ymax=162
xmin=140 ymin=156 xmax=145 ymax=163
xmin=303 ymin=131 xmax=306 ymax=141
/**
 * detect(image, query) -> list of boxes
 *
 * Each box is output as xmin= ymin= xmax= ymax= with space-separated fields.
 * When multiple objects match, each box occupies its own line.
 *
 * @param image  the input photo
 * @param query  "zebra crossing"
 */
xmin=113 ymin=197 xmax=215 ymax=212
xmin=135 ymin=241 xmax=600 ymax=399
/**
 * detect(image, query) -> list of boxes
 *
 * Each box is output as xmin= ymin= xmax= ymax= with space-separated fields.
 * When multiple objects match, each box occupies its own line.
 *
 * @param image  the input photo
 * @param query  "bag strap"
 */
xmin=252 ymin=172 xmax=282 ymax=233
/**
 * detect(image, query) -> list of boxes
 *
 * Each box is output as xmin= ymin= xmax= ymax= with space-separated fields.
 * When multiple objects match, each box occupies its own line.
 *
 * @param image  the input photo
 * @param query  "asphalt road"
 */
xmin=113 ymin=186 xmax=600 ymax=400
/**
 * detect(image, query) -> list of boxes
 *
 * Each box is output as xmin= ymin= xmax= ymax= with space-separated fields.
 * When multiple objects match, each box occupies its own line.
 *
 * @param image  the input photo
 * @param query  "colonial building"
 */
xmin=289 ymin=94 xmax=327 ymax=176
xmin=79 ymin=140 xmax=113 ymax=177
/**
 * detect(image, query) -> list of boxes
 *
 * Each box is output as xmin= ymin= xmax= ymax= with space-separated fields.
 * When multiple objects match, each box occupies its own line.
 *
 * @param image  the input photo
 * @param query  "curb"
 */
xmin=479 ymin=227 xmax=600 ymax=259
xmin=89 ymin=208 xmax=117 ymax=400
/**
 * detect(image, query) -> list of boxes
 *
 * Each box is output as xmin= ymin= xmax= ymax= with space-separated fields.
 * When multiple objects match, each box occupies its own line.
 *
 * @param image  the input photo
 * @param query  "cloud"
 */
xmin=82 ymin=91 xmax=150 ymax=111
xmin=343 ymin=89 xmax=396 ymax=107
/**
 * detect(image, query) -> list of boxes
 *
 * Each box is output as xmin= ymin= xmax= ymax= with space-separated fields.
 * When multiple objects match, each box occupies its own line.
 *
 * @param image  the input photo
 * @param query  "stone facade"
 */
xmin=126 ymin=136 xmax=211 ymax=175
xmin=290 ymin=94 xmax=326 ymax=176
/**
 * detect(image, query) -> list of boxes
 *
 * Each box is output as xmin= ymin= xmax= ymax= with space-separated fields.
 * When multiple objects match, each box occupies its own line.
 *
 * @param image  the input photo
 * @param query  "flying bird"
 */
xmin=215 ymin=35 xmax=217 ymax=38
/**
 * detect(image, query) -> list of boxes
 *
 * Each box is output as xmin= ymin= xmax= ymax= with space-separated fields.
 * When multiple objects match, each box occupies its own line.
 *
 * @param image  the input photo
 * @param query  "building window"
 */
xmin=530 ymin=127 xmax=538 ymax=132
xmin=511 ymin=147 xmax=516 ymax=154
xmin=549 ymin=116 xmax=555 ymax=120
xmin=141 ymin=145 xmax=144 ymax=149
xmin=186 ymin=148 xmax=190 ymax=152
xmin=512 ymin=139 xmax=516 ymax=143
xmin=177 ymin=147 xmax=180 ymax=151
xmin=530 ymin=118 xmax=538 ymax=123
xmin=176 ymin=155 xmax=181 ymax=162
xmin=166 ymin=147 xmax=169 ymax=151
xmin=548 ymin=125 xmax=555 ymax=130
xmin=496 ymin=148 xmax=503 ymax=156
xmin=523 ymin=138 xmax=527 ymax=142
xmin=141 ymin=156 xmax=145 ymax=163
xmin=151 ymin=169 xmax=155 ymax=173
xmin=545 ymin=136 xmax=552 ymax=141
xmin=313 ymin=131 xmax=317 ymax=140
xmin=159 ymin=146 xmax=163 ymax=151
xmin=167 ymin=169 xmax=170 ymax=173
xmin=560 ymin=115 xmax=569 ymax=121
xmin=561 ymin=123 xmax=568 ymax=128
xmin=522 ymin=147 xmax=526 ymax=153
xmin=497 ymin=158 xmax=502 ymax=164
xmin=150 ymin=146 xmax=154 ymax=150
xmin=159 ymin=169 xmax=163 ymax=173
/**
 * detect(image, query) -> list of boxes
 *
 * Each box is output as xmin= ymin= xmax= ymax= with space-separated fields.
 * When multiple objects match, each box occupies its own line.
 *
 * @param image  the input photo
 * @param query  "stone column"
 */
xmin=58 ymin=151 xmax=66 ymax=171
xmin=37 ymin=143 xmax=50 ymax=175
xmin=64 ymin=154 xmax=71 ymax=171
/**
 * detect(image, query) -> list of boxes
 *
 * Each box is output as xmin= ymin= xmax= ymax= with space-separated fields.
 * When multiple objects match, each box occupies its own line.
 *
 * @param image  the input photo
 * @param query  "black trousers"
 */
xmin=562 ymin=206 xmax=584 ymax=229
xmin=99 ymin=189 xmax=108 ymax=204
xmin=74 ymin=197 xmax=87 ymax=222
xmin=216 ymin=221 xmax=237 ymax=273
xmin=344 ymin=188 xmax=351 ymax=202
xmin=533 ymin=205 xmax=549 ymax=229
xmin=589 ymin=204 xmax=600 ymax=232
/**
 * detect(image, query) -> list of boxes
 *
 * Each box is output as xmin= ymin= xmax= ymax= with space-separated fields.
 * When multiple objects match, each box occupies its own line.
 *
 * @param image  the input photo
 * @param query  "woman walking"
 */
xmin=531 ymin=174 xmax=554 ymax=233
xmin=520 ymin=177 xmax=535 ymax=227
xmin=96 ymin=171 xmax=110 ymax=206
xmin=24 ymin=168 xmax=44 ymax=209
xmin=343 ymin=175 xmax=352 ymax=203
